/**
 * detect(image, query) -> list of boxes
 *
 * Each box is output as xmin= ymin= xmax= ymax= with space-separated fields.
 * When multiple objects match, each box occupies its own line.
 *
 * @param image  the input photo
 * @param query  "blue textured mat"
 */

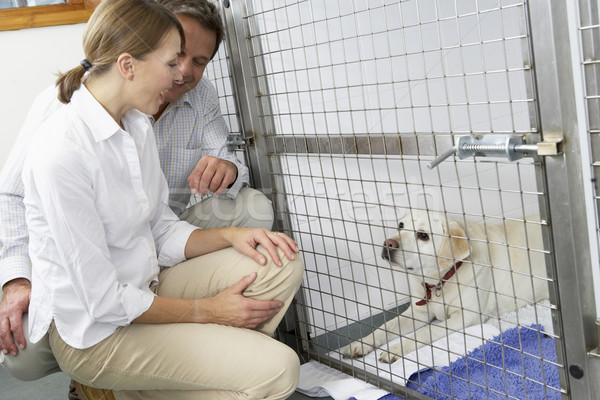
xmin=405 ymin=325 xmax=560 ymax=400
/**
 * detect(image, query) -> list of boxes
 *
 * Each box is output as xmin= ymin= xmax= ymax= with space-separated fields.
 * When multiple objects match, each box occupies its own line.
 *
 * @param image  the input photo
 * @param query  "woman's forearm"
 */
xmin=132 ymin=296 xmax=211 ymax=324
xmin=183 ymin=227 xmax=235 ymax=259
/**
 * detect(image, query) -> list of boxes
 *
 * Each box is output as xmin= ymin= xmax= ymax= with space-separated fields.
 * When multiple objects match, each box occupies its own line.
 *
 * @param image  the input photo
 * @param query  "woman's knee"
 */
xmin=283 ymin=256 xmax=305 ymax=292
xmin=253 ymin=247 xmax=304 ymax=293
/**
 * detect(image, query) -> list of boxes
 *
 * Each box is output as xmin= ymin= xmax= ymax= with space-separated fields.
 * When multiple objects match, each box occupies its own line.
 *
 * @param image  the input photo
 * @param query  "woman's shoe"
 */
xmin=68 ymin=380 xmax=116 ymax=400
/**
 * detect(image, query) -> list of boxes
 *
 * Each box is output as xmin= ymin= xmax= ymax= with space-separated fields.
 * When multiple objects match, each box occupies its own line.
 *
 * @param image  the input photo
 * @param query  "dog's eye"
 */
xmin=398 ymin=222 xmax=404 ymax=229
xmin=417 ymin=231 xmax=430 ymax=241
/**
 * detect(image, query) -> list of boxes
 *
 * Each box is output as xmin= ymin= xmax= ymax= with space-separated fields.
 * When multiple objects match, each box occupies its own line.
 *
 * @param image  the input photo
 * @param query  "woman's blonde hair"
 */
xmin=57 ymin=0 xmax=185 ymax=104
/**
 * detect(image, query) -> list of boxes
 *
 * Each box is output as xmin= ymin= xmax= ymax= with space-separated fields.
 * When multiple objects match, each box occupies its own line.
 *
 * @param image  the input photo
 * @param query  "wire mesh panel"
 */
xmin=219 ymin=0 xmax=570 ymax=398
xmin=206 ymin=45 xmax=241 ymax=143
xmin=578 ymin=1 xmax=600 ymax=282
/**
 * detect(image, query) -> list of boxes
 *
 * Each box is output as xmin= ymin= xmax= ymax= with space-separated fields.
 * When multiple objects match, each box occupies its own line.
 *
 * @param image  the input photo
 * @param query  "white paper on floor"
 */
xmin=297 ymin=360 xmax=389 ymax=400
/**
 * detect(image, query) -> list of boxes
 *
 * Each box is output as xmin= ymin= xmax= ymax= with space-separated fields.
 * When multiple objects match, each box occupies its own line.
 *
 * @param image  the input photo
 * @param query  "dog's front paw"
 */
xmin=342 ymin=341 xmax=375 ymax=359
xmin=378 ymin=343 xmax=405 ymax=364
xmin=378 ymin=350 xmax=399 ymax=364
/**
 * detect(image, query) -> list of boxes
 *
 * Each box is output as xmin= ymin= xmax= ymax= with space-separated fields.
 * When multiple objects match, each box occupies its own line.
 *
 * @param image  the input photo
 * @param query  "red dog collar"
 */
xmin=416 ymin=261 xmax=463 ymax=306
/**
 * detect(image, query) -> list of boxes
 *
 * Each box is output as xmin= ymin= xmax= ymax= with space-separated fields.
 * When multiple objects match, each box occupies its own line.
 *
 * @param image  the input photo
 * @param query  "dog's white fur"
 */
xmin=343 ymin=210 xmax=549 ymax=363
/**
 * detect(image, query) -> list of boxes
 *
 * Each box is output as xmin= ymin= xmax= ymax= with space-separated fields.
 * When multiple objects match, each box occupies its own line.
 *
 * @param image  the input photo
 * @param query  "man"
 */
xmin=152 ymin=0 xmax=274 ymax=231
xmin=0 ymin=0 xmax=278 ymax=392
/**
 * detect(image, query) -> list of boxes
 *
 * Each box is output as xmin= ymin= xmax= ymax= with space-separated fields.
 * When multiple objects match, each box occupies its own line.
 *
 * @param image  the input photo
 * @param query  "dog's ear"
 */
xmin=438 ymin=219 xmax=470 ymax=268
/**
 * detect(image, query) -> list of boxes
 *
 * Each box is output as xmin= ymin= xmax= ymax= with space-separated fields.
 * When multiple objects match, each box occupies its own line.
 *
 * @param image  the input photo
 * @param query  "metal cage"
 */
xmin=206 ymin=0 xmax=600 ymax=398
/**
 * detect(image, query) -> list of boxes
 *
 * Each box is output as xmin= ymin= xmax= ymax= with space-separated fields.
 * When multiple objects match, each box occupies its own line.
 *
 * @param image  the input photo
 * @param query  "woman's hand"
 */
xmin=185 ymin=226 xmax=299 ymax=261
xmin=227 ymin=227 xmax=299 ymax=267
xmin=201 ymin=272 xmax=282 ymax=328
xmin=134 ymin=273 xmax=282 ymax=328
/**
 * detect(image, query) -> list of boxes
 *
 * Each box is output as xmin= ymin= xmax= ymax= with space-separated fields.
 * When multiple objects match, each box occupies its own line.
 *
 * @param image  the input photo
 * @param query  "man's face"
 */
xmin=162 ymin=14 xmax=218 ymax=103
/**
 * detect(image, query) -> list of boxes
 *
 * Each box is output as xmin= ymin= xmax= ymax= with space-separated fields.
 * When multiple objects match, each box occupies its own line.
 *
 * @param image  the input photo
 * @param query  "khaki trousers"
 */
xmin=48 ymin=246 xmax=304 ymax=400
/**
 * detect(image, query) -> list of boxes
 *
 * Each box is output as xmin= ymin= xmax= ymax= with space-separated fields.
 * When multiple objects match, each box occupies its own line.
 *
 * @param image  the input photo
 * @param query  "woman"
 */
xmin=22 ymin=0 xmax=304 ymax=398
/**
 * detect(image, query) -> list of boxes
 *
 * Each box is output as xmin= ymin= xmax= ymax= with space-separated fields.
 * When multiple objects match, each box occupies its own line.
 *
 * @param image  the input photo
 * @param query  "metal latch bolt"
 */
xmin=427 ymin=134 xmax=561 ymax=169
xmin=226 ymin=134 xmax=246 ymax=151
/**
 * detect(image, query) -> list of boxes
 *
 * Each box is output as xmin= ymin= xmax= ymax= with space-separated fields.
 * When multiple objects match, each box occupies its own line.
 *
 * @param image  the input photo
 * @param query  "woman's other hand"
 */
xmin=227 ymin=228 xmax=299 ymax=267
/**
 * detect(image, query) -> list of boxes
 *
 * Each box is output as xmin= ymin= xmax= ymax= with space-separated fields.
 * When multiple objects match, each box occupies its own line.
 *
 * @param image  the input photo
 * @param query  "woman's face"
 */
xmin=132 ymin=28 xmax=183 ymax=115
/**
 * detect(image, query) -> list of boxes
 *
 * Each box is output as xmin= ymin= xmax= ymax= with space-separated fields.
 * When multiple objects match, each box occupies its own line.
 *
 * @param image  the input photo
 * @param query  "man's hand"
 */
xmin=0 ymin=278 xmax=31 ymax=357
xmin=203 ymin=273 xmax=281 ymax=328
xmin=187 ymin=155 xmax=238 ymax=197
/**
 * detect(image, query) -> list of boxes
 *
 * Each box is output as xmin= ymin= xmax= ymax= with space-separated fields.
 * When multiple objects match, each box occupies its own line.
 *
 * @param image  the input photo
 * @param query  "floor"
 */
xmin=1 ymin=366 xmax=71 ymax=400
xmin=0 ymin=361 xmax=328 ymax=400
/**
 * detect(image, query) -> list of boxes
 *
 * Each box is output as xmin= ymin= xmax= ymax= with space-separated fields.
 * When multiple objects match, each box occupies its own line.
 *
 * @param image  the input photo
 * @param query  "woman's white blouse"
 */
xmin=22 ymin=86 xmax=198 ymax=349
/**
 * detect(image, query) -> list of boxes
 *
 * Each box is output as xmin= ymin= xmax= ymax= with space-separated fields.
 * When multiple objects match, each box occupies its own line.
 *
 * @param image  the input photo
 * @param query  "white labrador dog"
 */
xmin=343 ymin=210 xmax=549 ymax=363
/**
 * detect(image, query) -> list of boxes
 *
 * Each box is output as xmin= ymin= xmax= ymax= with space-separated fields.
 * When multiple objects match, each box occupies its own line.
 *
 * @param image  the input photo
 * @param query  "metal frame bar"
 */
xmin=527 ymin=0 xmax=600 ymax=397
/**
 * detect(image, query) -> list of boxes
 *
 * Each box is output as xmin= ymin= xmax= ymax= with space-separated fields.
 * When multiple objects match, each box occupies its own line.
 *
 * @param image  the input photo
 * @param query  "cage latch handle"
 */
xmin=227 ymin=132 xmax=256 ymax=151
xmin=427 ymin=134 xmax=562 ymax=169
xmin=227 ymin=134 xmax=246 ymax=151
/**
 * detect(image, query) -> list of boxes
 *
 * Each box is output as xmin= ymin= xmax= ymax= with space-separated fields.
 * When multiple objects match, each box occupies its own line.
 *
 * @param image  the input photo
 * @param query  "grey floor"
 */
xmin=0 ymin=363 xmax=328 ymax=399
xmin=1 ymin=366 xmax=71 ymax=400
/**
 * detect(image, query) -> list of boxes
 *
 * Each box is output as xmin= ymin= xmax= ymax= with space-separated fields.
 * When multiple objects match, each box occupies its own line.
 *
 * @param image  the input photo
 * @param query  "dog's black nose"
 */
xmin=381 ymin=239 xmax=399 ymax=260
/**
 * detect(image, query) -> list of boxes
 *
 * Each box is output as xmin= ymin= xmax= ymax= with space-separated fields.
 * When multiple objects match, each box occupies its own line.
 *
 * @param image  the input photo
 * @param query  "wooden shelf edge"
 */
xmin=0 ymin=3 xmax=94 ymax=32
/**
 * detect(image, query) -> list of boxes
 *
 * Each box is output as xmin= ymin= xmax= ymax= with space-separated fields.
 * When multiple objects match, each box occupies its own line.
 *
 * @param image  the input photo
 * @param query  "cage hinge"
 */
xmin=227 ymin=134 xmax=254 ymax=151
xmin=428 ymin=134 xmax=563 ymax=169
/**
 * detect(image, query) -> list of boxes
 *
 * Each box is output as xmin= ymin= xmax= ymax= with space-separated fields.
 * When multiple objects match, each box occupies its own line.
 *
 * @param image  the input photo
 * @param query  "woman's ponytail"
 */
xmin=56 ymin=65 xmax=87 ymax=104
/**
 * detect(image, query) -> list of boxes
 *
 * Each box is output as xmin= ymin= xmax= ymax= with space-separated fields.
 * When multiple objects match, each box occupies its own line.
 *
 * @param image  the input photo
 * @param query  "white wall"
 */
xmin=0 ymin=23 xmax=86 ymax=169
